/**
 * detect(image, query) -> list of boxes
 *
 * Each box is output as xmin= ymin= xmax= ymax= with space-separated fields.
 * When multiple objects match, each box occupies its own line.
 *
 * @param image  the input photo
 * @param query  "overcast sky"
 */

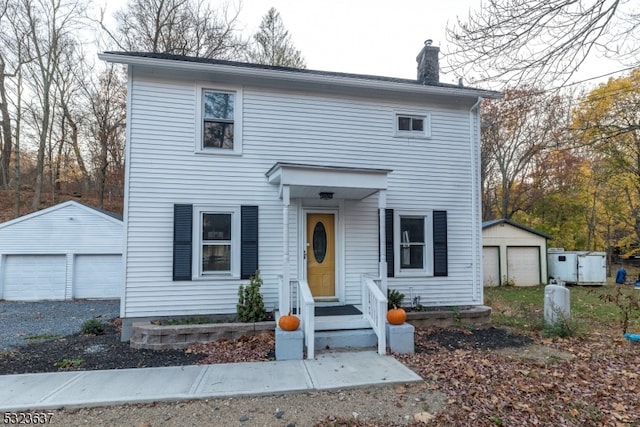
xmin=103 ymin=0 xmax=627 ymax=88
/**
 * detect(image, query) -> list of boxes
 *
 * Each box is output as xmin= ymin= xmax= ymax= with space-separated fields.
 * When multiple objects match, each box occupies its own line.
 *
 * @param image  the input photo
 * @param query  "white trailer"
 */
xmin=547 ymin=249 xmax=607 ymax=286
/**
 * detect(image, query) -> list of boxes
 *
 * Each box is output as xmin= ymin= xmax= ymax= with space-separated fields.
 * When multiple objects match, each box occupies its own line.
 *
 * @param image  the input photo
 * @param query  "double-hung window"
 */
xmin=197 ymin=85 xmax=243 ymax=154
xmin=194 ymin=207 xmax=240 ymax=277
xmin=203 ymin=91 xmax=234 ymax=149
xmin=173 ymin=205 xmax=258 ymax=281
xmin=394 ymin=211 xmax=433 ymax=276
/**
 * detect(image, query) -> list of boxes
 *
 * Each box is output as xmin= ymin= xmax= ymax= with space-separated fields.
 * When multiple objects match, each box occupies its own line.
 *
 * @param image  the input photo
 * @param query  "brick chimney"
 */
xmin=416 ymin=39 xmax=439 ymax=84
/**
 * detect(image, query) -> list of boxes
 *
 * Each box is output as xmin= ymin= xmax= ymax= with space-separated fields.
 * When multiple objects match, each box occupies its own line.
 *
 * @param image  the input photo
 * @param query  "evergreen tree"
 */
xmin=247 ymin=8 xmax=305 ymax=68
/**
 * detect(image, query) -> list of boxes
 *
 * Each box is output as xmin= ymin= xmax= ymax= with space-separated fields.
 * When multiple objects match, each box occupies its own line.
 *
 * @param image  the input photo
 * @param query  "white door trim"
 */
xmin=300 ymin=206 xmax=343 ymax=303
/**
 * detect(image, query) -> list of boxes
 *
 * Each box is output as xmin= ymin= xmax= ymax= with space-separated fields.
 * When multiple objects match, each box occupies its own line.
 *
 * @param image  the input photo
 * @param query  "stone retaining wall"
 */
xmin=129 ymin=306 xmax=491 ymax=350
xmin=406 ymin=305 xmax=492 ymax=329
xmin=130 ymin=321 xmax=275 ymax=350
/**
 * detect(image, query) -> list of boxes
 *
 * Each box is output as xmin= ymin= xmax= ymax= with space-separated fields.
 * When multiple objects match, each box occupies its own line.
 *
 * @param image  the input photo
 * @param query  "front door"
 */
xmin=306 ymin=213 xmax=335 ymax=297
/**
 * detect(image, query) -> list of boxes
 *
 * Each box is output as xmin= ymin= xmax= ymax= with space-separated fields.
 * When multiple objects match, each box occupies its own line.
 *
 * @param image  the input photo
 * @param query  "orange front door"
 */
xmin=306 ymin=213 xmax=335 ymax=297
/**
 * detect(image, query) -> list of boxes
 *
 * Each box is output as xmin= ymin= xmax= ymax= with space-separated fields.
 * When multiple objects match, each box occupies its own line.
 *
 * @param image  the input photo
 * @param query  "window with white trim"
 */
xmin=394 ymin=211 xmax=433 ymax=276
xmin=196 ymin=85 xmax=242 ymax=154
xmin=394 ymin=112 xmax=431 ymax=138
xmin=193 ymin=206 xmax=240 ymax=278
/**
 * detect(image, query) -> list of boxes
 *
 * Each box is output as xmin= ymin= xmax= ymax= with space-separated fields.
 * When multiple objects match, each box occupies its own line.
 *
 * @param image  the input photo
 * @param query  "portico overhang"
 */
xmin=266 ymin=162 xmax=391 ymax=200
xmin=267 ymin=163 xmax=391 ymax=317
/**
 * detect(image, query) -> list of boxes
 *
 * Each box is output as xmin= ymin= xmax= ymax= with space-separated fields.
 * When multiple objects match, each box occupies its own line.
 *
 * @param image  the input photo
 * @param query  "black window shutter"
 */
xmin=385 ymin=209 xmax=394 ymax=277
xmin=433 ymin=211 xmax=448 ymax=276
xmin=173 ymin=204 xmax=193 ymax=281
xmin=241 ymin=205 xmax=259 ymax=279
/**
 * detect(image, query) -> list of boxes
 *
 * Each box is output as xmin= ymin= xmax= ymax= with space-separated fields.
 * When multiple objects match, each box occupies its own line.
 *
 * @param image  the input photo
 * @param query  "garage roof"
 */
xmin=482 ymin=219 xmax=552 ymax=240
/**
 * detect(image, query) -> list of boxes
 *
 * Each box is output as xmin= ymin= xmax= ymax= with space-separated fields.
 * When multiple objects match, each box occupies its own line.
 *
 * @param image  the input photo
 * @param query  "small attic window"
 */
xmin=395 ymin=112 xmax=431 ymax=139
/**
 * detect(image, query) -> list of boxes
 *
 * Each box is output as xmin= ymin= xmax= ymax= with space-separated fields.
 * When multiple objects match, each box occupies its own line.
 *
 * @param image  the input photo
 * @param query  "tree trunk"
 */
xmin=0 ymin=59 xmax=12 ymax=189
xmin=62 ymin=101 xmax=89 ymax=193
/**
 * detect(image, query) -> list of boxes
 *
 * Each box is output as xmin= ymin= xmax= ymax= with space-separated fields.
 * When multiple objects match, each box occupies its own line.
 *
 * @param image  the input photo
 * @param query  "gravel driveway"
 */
xmin=0 ymin=300 xmax=120 ymax=351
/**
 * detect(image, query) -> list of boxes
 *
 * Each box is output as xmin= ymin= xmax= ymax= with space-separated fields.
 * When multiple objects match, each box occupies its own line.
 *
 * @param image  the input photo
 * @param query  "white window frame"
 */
xmin=195 ymin=83 xmax=243 ymax=155
xmin=192 ymin=206 xmax=241 ymax=279
xmin=394 ymin=111 xmax=431 ymax=139
xmin=394 ymin=210 xmax=433 ymax=277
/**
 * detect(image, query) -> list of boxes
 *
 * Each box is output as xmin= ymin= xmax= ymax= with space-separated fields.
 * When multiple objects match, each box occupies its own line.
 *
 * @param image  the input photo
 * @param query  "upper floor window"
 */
xmin=197 ymin=84 xmax=243 ymax=155
xmin=203 ymin=91 xmax=234 ymax=149
xmin=395 ymin=112 xmax=431 ymax=139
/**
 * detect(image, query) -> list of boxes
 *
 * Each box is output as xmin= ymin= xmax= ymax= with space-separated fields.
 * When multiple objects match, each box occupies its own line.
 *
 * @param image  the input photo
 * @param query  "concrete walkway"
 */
xmin=0 ymin=351 xmax=422 ymax=411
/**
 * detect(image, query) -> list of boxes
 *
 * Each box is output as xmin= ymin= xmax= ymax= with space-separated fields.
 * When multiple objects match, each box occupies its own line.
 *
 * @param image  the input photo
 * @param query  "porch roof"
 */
xmin=266 ymin=163 xmax=391 ymax=200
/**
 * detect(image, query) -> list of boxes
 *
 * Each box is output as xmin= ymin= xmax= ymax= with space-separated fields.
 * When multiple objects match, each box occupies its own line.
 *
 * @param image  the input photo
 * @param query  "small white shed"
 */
xmin=482 ymin=219 xmax=552 ymax=287
xmin=0 ymin=201 xmax=123 ymax=300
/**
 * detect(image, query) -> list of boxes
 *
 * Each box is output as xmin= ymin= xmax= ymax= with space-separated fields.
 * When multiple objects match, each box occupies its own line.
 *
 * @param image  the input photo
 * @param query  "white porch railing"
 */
xmin=295 ymin=279 xmax=315 ymax=359
xmin=361 ymin=275 xmax=387 ymax=355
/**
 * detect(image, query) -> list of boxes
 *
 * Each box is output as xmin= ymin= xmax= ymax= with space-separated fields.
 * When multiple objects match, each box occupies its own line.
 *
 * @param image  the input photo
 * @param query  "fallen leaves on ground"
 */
xmin=186 ymin=331 xmax=275 ymax=364
xmin=395 ymin=327 xmax=640 ymax=426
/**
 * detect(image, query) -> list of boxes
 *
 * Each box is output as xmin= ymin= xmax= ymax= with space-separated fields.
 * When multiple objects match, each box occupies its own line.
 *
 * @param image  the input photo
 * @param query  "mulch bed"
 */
xmin=0 ymin=319 xmax=202 ymax=375
xmin=0 ymin=320 xmax=529 ymax=375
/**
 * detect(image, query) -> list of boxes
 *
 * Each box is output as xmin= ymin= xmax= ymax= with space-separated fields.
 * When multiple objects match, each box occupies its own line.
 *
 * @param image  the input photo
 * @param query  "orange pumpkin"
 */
xmin=278 ymin=312 xmax=300 ymax=331
xmin=387 ymin=306 xmax=407 ymax=325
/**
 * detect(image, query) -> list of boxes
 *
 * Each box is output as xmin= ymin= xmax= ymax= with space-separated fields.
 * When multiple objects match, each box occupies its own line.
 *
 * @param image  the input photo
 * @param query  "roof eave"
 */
xmin=98 ymin=52 xmax=502 ymax=100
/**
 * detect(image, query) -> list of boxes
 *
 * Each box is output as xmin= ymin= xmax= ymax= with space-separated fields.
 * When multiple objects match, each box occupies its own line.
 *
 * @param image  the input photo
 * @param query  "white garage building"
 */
xmin=0 ymin=201 xmax=123 ymax=300
xmin=482 ymin=219 xmax=552 ymax=287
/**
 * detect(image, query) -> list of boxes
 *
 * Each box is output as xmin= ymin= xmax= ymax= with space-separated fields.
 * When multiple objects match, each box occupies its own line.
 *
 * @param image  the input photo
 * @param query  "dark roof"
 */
xmin=482 ymin=218 xmax=552 ymax=240
xmin=76 ymin=201 xmax=123 ymax=221
xmin=103 ymin=51 xmax=480 ymax=92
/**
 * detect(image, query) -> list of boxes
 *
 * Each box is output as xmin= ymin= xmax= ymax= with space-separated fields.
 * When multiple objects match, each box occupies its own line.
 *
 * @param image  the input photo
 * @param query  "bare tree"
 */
xmin=0 ymin=0 xmax=31 ymax=190
xmin=481 ymin=88 xmax=569 ymax=219
xmin=22 ymin=0 xmax=87 ymax=209
xmin=56 ymin=39 xmax=90 ymax=194
xmin=107 ymin=0 xmax=245 ymax=59
xmin=84 ymin=64 xmax=126 ymax=208
xmin=445 ymin=0 xmax=639 ymax=86
xmin=247 ymin=7 xmax=306 ymax=68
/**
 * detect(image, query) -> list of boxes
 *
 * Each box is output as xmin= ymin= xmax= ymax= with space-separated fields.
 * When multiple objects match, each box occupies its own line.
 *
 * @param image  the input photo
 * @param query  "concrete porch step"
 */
xmin=314 ymin=314 xmax=370 ymax=331
xmin=315 ymin=328 xmax=377 ymax=351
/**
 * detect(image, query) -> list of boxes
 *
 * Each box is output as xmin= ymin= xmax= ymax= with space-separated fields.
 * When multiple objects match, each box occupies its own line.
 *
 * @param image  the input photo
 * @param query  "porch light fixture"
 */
xmin=319 ymin=192 xmax=334 ymax=200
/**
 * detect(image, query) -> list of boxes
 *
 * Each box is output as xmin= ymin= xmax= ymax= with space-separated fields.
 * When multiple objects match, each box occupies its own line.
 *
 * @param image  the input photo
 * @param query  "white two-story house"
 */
xmin=100 ymin=42 xmax=499 ymax=356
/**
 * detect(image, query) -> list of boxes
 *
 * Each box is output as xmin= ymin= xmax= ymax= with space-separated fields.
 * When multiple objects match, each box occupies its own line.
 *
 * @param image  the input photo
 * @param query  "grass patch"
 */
xmin=54 ymin=358 xmax=85 ymax=369
xmin=485 ymin=284 xmax=640 ymax=335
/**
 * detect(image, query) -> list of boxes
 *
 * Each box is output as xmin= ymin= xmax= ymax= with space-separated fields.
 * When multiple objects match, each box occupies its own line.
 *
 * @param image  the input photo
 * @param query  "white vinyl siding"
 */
xmin=122 ymin=68 xmax=482 ymax=318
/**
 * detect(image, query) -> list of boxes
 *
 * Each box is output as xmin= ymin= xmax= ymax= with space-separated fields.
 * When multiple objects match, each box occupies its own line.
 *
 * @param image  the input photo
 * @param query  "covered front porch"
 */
xmin=266 ymin=163 xmax=394 ymax=359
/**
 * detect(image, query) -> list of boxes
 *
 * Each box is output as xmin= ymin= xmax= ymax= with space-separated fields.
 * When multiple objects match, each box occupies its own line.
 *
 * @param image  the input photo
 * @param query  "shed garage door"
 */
xmin=2 ymin=255 xmax=67 ymax=300
xmin=73 ymin=254 xmax=121 ymax=299
xmin=507 ymin=247 xmax=541 ymax=286
xmin=482 ymin=246 xmax=500 ymax=286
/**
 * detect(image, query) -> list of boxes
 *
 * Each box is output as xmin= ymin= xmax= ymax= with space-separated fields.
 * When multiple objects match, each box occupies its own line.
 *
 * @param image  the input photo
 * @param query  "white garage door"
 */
xmin=507 ymin=247 xmax=540 ymax=286
xmin=2 ymin=255 xmax=67 ymax=300
xmin=74 ymin=254 xmax=121 ymax=299
xmin=482 ymin=246 xmax=500 ymax=287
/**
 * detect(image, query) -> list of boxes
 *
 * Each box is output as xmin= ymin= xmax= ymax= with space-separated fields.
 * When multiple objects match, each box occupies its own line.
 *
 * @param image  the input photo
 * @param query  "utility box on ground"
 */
xmin=544 ymin=284 xmax=570 ymax=325
xmin=547 ymin=248 xmax=607 ymax=286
